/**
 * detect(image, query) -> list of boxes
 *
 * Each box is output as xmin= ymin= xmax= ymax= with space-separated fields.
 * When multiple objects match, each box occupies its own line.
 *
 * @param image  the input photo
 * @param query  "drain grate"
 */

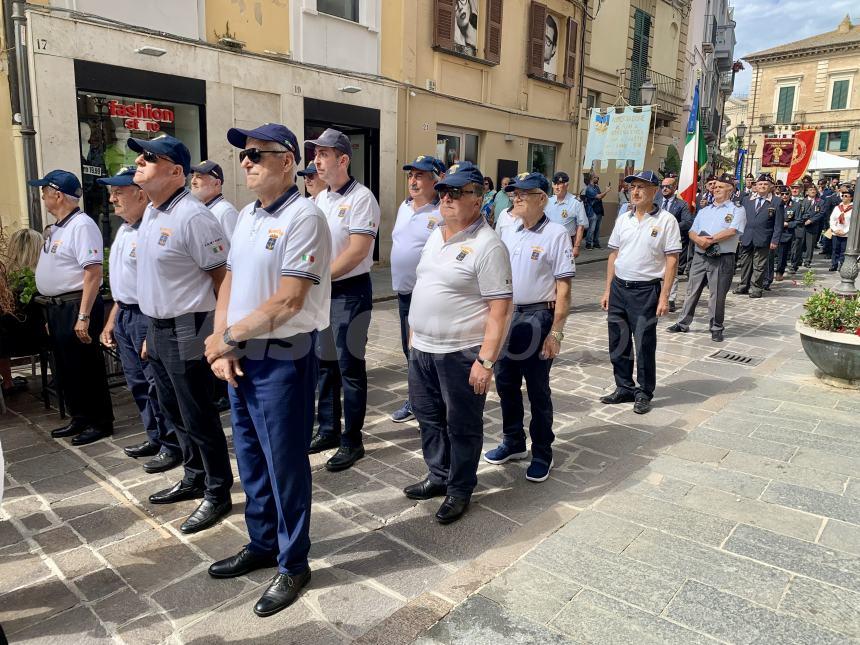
xmin=708 ymin=350 xmax=763 ymax=367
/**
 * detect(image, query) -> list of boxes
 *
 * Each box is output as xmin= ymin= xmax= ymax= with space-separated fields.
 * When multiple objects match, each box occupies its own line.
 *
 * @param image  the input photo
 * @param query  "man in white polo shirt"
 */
xmin=204 ymin=123 xmax=331 ymax=617
xmin=31 ymin=169 xmax=114 ymax=445
xmin=307 ymin=128 xmax=380 ymax=472
xmin=97 ymin=167 xmax=181 ymax=474
xmin=131 ymin=134 xmax=234 ymax=534
xmin=389 ymin=154 xmax=443 ymax=423
xmin=484 ymin=172 xmax=574 ymax=483
xmin=545 ymin=171 xmax=588 ymax=258
xmin=190 ymin=160 xmax=240 ymax=239
xmin=600 ymin=170 xmax=681 ymax=415
xmin=403 ymin=162 xmax=513 ymax=524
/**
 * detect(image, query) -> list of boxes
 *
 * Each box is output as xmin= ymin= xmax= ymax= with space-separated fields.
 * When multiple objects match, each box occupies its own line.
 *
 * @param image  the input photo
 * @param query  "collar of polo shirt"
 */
xmin=628 ymin=205 xmax=660 ymax=218
xmin=334 ymin=176 xmax=357 ymax=196
xmin=154 ymin=186 xmax=188 ymax=211
xmin=516 ymin=213 xmax=549 ymax=233
xmin=254 ymin=185 xmax=299 ymax=214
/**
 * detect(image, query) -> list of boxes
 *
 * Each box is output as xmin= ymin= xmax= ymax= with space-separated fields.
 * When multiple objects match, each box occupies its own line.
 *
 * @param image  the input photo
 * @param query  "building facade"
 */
xmin=744 ymin=15 xmax=860 ymax=181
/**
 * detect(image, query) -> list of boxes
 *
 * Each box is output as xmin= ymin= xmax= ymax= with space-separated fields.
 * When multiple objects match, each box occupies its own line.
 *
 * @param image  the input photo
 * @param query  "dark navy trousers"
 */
xmin=317 ymin=273 xmax=372 ymax=448
xmin=230 ymin=334 xmax=317 ymax=576
xmin=495 ymin=309 xmax=555 ymax=463
xmin=397 ymin=292 xmax=412 ymax=362
xmin=607 ymin=277 xmax=660 ymax=400
xmin=113 ymin=304 xmax=179 ymax=456
xmin=409 ymin=346 xmax=486 ymax=499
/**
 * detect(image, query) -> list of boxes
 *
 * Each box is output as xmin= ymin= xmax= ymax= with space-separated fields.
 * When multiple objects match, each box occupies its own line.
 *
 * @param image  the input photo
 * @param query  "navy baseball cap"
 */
xmin=297 ymin=162 xmax=318 ymax=177
xmin=434 ymin=161 xmax=484 ymax=189
xmin=431 ymin=158 xmax=447 ymax=175
xmin=28 ymin=169 xmax=82 ymax=197
xmin=305 ymin=128 xmax=352 ymax=157
xmin=403 ymin=155 xmax=440 ymax=174
xmin=97 ymin=166 xmax=138 ymax=187
xmin=713 ymin=172 xmax=736 ymax=186
xmin=552 ymin=171 xmax=570 ymax=183
xmin=227 ymin=123 xmax=301 ymax=165
xmin=624 ymin=170 xmax=660 ymax=186
xmin=190 ymin=160 xmax=224 ymax=182
xmin=127 ymin=135 xmax=191 ymax=175
xmin=505 ymin=172 xmax=550 ymax=193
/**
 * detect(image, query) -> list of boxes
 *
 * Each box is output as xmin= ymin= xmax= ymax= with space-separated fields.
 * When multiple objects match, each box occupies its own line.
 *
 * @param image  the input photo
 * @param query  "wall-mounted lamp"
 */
xmin=504 ymin=134 xmax=515 ymax=142
xmin=339 ymin=85 xmax=362 ymax=94
xmin=135 ymin=46 xmax=167 ymax=57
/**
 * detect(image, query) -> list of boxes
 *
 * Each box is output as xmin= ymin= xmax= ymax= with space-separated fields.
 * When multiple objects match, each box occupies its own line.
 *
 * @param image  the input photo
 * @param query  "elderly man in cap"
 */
xmin=297 ymin=163 xmax=325 ymax=200
xmin=545 ymin=171 xmax=588 ymax=258
xmin=485 ymin=172 xmax=574 ymax=482
xmin=667 ymin=173 xmax=745 ymax=342
xmin=600 ymin=171 xmax=681 ymax=414
xmin=190 ymin=160 xmax=240 ymax=239
xmin=131 ymin=134 xmax=234 ymax=533
xmin=777 ymin=184 xmax=803 ymax=279
xmin=204 ymin=123 xmax=331 ymax=617
xmin=32 ymin=169 xmax=114 ymax=445
xmin=389 ymin=155 xmax=443 ymax=423
xmin=404 ymin=161 xmax=512 ymax=523
xmin=307 ymin=128 xmax=380 ymax=472
xmin=98 ymin=167 xmax=181 ymax=472
xmin=734 ymin=173 xmax=784 ymax=298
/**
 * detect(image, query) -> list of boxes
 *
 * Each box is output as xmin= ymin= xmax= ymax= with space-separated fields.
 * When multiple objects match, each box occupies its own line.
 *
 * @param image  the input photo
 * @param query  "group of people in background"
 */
xmin=0 ymin=125 xmax=854 ymax=618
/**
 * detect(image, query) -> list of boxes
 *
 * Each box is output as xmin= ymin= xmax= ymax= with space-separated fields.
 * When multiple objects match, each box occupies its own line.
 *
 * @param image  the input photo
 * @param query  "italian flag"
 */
xmin=679 ymin=82 xmax=708 ymax=212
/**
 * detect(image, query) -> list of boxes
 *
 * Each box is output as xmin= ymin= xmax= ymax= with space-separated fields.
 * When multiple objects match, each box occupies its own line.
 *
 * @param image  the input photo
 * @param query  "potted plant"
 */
xmin=796 ymin=272 xmax=860 ymax=386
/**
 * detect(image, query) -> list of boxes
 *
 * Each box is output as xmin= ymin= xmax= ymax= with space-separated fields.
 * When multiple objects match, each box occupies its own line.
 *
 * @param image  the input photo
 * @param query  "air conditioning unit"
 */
xmin=426 ymin=79 xmax=437 ymax=92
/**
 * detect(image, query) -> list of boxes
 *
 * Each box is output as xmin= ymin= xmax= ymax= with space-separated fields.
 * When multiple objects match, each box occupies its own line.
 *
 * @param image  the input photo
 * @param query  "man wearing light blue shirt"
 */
xmin=545 ymin=171 xmax=588 ymax=258
xmin=667 ymin=173 xmax=746 ymax=342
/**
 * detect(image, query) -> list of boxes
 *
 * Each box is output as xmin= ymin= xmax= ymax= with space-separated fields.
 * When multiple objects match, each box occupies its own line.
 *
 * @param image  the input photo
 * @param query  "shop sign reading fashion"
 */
xmin=108 ymin=101 xmax=175 ymax=133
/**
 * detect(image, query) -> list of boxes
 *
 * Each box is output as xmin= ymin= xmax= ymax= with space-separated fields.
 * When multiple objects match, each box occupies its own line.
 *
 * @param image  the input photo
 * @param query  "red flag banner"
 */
xmin=786 ymin=129 xmax=817 ymax=186
xmin=762 ymin=138 xmax=794 ymax=167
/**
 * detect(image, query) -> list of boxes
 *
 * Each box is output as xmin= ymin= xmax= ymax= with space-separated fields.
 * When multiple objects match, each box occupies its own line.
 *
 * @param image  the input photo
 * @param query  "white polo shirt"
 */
xmin=608 ymin=206 xmax=682 ymax=281
xmin=545 ymin=193 xmax=588 ymax=237
xmin=495 ymin=207 xmax=520 ymax=237
xmin=108 ymin=220 xmax=142 ymax=305
xmin=316 ymin=177 xmax=380 ymax=282
xmin=35 ymin=209 xmax=104 ymax=297
xmin=390 ymin=198 xmax=441 ymax=294
xmin=499 ymin=215 xmax=576 ymax=305
xmin=206 ymin=195 xmax=240 ymax=240
xmin=226 ymin=186 xmax=332 ymax=338
xmin=409 ymin=217 xmax=513 ymax=353
xmin=137 ymin=188 xmax=229 ymax=319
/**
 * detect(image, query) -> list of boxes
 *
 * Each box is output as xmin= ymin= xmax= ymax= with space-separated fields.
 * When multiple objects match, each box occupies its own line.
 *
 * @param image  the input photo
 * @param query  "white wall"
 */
xmin=290 ymin=0 xmax=380 ymax=74
xmin=50 ymin=0 xmax=203 ymax=39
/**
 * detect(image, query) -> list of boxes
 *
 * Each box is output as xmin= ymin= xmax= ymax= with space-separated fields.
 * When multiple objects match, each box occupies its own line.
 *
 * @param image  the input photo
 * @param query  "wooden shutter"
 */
xmin=776 ymin=86 xmax=794 ymax=124
xmin=818 ymin=132 xmax=827 ymax=151
xmin=839 ymin=130 xmax=850 ymax=152
xmin=630 ymin=9 xmax=651 ymax=103
xmin=831 ymin=80 xmax=848 ymax=110
xmin=434 ymin=0 xmax=455 ymax=51
xmin=564 ymin=18 xmax=579 ymax=87
xmin=528 ymin=2 xmax=547 ymax=77
xmin=485 ymin=0 xmax=503 ymax=63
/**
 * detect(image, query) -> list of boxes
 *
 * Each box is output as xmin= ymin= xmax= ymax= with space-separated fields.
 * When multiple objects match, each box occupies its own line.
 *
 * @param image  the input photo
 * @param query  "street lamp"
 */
xmin=834 ymin=157 xmax=860 ymax=297
xmin=748 ymin=140 xmax=758 ymax=177
xmin=639 ymin=79 xmax=656 ymax=106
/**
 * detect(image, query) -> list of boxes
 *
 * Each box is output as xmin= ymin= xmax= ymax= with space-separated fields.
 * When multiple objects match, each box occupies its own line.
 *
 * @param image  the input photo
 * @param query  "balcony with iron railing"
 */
xmin=715 ymin=21 xmax=736 ymax=69
xmin=719 ymin=70 xmax=734 ymax=93
xmin=617 ymin=67 xmax=684 ymax=120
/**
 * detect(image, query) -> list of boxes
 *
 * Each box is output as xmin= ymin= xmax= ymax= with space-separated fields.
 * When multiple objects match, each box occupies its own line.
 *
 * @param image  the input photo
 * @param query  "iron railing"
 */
xmin=617 ymin=67 xmax=684 ymax=119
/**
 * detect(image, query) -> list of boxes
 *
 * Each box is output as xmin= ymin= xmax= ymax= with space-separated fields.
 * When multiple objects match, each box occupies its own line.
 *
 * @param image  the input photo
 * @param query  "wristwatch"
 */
xmin=477 ymin=356 xmax=495 ymax=369
xmin=223 ymin=327 xmax=240 ymax=347
xmin=550 ymin=330 xmax=564 ymax=342
xmin=77 ymin=313 xmax=90 ymax=322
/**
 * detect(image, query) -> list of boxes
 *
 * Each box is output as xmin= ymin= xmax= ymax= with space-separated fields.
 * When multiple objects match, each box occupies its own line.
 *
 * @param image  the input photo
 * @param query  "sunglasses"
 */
xmin=239 ymin=148 xmax=287 ymax=164
xmin=438 ymin=187 xmax=478 ymax=200
xmin=141 ymin=150 xmax=175 ymax=165
xmin=841 ymin=193 xmax=852 ymax=197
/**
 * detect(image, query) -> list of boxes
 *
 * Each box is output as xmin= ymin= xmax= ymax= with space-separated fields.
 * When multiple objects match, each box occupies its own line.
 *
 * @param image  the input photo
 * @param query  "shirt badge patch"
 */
xmin=455 ymin=246 xmax=472 ymax=261
xmin=768 ymin=207 xmax=775 ymax=218
xmin=129 ymin=243 xmax=136 ymax=258
xmin=337 ymin=204 xmax=349 ymax=218
xmin=265 ymin=229 xmax=282 ymax=250
xmin=427 ymin=217 xmax=438 ymax=230
xmin=50 ymin=241 xmax=61 ymax=254
xmin=158 ymin=228 xmax=172 ymax=246
xmin=561 ymin=209 xmax=568 ymax=219
xmin=301 ymin=254 xmax=315 ymax=263
xmin=725 ymin=214 xmax=733 ymax=224
xmin=650 ymin=227 xmax=659 ymax=238
xmin=530 ymin=246 xmax=544 ymax=260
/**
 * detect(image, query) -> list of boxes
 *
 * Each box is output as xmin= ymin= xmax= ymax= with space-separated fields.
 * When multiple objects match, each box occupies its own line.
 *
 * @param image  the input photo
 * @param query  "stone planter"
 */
xmin=796 ymin=320 xmax=860 ymax=388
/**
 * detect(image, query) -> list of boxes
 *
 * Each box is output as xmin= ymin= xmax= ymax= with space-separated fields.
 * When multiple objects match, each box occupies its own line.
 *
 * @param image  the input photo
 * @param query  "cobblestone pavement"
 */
xmin=2 ymin=251 xmax=859 ymax=644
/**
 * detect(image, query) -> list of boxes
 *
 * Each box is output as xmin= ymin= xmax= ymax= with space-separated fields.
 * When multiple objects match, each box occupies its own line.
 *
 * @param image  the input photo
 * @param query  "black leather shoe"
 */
xmin=435 ymin=496 xmax=469 ymax=524
xmin=209 ymin=547 xmax=278 ymax=579
xmin=142 ymin=451 xmax=182 ymax=474
xmin=149 ymin=481 xmax=205 ymax=505
xmin=748 ymin=291 xmax=763 ymax=299
xmin=600 ymin=389 xmax=636 ymax=405
xmin=124 ymin=441 xmax=160 ymax=459
xmin=71 ymin=426 xmax=113 ymax=446
xmin=732 ymin=287 xmax=748 ymax=295
xmin=403 ymin=478 xmax=447 ymax=500
xmin=51 ymin=419 xmax=87 ymax=438
xmin=668 ymin=301 xmax=676 ymax=313
xmin=633 ymin=398 xmax=652 ymax=415
xmin=307 ymin=433 xmax=340 ymax=454
xmin=325 ymin=445 xmax=365 ymax=472
xmin=666 ymin=323 xmax=687 ymax=333
xmin=711 ymin=330 xmax=724 ymax=342
xmin=254 ymin=569 xmax=311 ymax=617
xmin=180 ymin=499 xmax=232 ymax=534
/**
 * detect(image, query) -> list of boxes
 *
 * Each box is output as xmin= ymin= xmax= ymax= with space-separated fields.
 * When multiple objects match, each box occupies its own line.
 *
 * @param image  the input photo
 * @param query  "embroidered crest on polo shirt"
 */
xmin=129 ymin=243 xmax=137 ymax=258
xmin=650 ymin=227 xmax=659 ymax=238
xmin=456 ymin=246 xmax=472 ymax=261
xmin=427 ymin=217 xmax=438 ymax=230
xmin=50 ymin=241 xmax=61 ymax=254
xmin=530 ymin=246 xmax=543 ymax=260
xmin=158 ymin=228 xmax=172 ymax=246
xmin=561 ymin=209 xmax=568 ymax=218
xmin=265 ymin=229 xmax=283 ymax=251
xmin=337 ymin=204 xmax=349 ymax=218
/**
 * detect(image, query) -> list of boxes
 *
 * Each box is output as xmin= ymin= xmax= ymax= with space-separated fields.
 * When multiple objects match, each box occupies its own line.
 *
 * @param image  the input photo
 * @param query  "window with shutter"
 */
xmin=830 ymin=79 xmax=849 ymax=110
xmin=630 ymin=9 xmax=651 ymax=104
xmin=433 ymin=0 xmax=456 ymax=52
xmin=528 ymin=2 xmax=548 ymax=78
xmin=485 ymin=0 xmax=503 ymax=64
xmin=839 ymin=130 xmax=849 ymax=152
xmin=775 ymin=86 xmax=794 ymax=124
xmin=564 ymin=18 xmax=579 ymax=87
xmin=818 ymin=132 xmax=827 ymax=151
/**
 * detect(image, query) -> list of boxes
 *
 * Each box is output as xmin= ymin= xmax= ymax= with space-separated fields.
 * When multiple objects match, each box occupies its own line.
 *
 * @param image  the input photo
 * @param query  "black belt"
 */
xmin=515 ymin=301 xmax=555 ymax=312
xmin=34 ymin=290 xmax=84 ymax=306
xmin=117 ymin=301 xmax=140 ymax=312
xmin=331 ymin=272 xmax=371 ymax=295
xmin=613 ymin=276 xmax=661 ymax=289
xmin=149 ymin=311 xmax=209 ymax=329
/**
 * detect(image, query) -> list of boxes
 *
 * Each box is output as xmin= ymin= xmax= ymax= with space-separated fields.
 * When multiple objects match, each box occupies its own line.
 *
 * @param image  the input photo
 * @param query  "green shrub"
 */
xmin=801 ymin=288 xmax=860 ymax=335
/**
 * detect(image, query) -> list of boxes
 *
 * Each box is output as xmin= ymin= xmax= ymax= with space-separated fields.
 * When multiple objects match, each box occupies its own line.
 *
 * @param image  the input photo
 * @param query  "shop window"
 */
xmin=436 ymin=129 xmax=479 ymax=168
xmin=527 ymin=141 xmax=557 ymax=180
xmin=318 ymin=0 xmax=359 ymax=22
xmin=818 ymin=131 xmax=849 ymax=153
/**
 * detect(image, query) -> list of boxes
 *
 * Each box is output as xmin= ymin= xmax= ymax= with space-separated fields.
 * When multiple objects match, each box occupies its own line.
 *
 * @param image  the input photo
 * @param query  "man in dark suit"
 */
xmin=655 ymin=177 xmax=693 ymax=312
xmin=734 ymin=173 xmax=784 ymax=298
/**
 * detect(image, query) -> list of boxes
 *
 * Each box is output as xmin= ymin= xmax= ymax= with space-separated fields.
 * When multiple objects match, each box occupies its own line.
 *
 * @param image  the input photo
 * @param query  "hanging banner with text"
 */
xmin=762 ymin=138 xmax=794 ymax=167
xmin=582 ymin=106 xmax=652 ymax=173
